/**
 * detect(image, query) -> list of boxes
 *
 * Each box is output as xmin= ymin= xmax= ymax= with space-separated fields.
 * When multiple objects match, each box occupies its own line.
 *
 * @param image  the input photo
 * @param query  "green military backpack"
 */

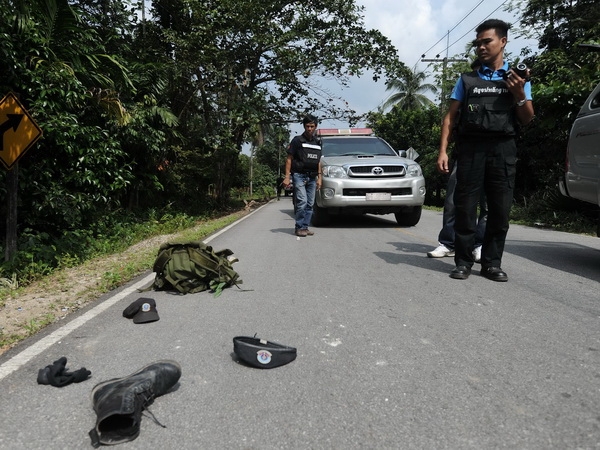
xmin=149 ymin=241 xmax=242 ymax=296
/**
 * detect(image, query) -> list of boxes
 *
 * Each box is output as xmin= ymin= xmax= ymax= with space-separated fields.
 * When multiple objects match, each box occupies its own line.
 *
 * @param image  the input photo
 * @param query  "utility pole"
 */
xmin=5 ymin=163 xmax=18 ymax=262
xmin=421 ymin=56 xmax=468 ymax=110
xmin=249 ymin=144 xmax=254 ymax=197
xmin=141 ymin=0 xmax=145 ymax=36
xmin=421 ymin=31 xmax=467 ymax=115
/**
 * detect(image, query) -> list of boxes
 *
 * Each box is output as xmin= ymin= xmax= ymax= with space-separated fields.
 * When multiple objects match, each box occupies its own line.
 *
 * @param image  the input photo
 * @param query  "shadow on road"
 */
xmin=379 ymin=240 xmax=600 ymax=283
xmin=376 ymin=242 xmax=456 ymax=276
xmin=326 ymin=214 xmax=401 ymax=228
xmin=279 ymin=205 xmax=404 ymax=229
xmin=506 ymin=240 xmax=600 ymax=283
xmin=270 ymin=227 xmax=299 ymax=236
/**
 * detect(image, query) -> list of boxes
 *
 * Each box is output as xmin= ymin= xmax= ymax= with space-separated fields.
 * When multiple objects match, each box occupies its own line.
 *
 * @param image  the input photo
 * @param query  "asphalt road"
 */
xmin=0 ymin=198 xmax=599 ymax=449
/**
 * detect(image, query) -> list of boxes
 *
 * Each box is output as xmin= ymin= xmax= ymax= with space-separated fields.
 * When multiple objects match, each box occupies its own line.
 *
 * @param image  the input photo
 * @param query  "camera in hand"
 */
xmin=503 ymin=62 xmax=530 ymax=81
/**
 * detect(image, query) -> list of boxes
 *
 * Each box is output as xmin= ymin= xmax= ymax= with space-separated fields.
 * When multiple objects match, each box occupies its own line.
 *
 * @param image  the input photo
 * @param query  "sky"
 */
xmin=289 ymin=0 xmax=538 ymax=135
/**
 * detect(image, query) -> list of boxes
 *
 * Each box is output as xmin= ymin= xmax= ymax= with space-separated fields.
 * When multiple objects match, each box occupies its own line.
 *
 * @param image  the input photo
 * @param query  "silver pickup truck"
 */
xmin=558 ymin=57 xmax=600 ymax=236
xmin=312 ymin=128 xmax=426 ymax=227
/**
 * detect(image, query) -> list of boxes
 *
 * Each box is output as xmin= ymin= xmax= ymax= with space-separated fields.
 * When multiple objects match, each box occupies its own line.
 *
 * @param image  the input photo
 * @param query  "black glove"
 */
xmin=37 ymin=357 xmax=91 ymax=387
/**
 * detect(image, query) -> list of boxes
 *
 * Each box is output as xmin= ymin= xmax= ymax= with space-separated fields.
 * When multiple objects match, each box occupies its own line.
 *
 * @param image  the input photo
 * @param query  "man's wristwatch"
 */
xmin=516 ymin=99 xmax=527 ymax=107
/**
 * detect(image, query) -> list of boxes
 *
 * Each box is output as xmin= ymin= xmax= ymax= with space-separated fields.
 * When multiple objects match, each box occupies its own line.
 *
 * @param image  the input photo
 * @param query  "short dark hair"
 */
xmin=302 ymin=114 xmax=318 ymax=125
xmin=476 ymin=19 xmax=510 ymax=39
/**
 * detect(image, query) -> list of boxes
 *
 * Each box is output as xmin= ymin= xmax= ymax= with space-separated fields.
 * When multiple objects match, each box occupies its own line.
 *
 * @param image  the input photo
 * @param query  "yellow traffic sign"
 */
xmin=0 ymin=92 xmax=43 ymax=170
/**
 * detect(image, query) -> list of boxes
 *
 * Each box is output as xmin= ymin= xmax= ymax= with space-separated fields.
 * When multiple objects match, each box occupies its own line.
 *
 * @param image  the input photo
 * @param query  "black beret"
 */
xmin=233 ymin=336 xmax=297 ymax=369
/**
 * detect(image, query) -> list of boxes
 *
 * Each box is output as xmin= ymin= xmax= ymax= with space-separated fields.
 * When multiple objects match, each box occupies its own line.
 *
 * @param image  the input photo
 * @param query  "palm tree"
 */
xmin=382 ymin=68 xmax=438 ymax=111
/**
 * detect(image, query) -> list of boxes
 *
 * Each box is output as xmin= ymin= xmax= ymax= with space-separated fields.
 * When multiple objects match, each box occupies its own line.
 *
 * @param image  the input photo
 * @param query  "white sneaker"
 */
xmin=472 ymin=245 xmax=482 ymax=263
xmin=427 ymin=244 xmax=455 ymax=258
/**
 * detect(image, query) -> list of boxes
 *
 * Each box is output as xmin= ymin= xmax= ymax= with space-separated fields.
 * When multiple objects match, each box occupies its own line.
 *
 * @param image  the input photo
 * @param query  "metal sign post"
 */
xmin=1 ymin=92 xmax=43 ymax=262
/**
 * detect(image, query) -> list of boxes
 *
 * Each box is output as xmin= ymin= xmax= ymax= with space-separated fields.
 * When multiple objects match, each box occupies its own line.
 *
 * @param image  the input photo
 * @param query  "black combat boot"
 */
xmin=89 ymin=360 xmax=181 ymax=447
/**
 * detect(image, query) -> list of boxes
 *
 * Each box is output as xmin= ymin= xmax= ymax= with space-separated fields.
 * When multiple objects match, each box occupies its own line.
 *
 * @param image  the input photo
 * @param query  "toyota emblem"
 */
xmin=371 ymin=166 xmax=384 ymax=175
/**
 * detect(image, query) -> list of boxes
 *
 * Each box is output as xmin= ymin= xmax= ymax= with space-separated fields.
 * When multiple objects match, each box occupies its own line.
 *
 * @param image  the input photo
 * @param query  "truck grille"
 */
xmin=348 ymin=165 xmax=406 ymax=177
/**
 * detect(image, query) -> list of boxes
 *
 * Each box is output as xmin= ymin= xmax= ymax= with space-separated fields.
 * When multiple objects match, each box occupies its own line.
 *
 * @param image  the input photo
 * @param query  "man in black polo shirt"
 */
xmin=283 ymin=115 xmax=322 ymax=237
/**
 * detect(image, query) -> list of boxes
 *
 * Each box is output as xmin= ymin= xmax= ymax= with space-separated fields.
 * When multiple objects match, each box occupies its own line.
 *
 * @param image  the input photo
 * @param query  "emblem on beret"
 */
xmin=257 ymin=350 xmax=273 ymax=364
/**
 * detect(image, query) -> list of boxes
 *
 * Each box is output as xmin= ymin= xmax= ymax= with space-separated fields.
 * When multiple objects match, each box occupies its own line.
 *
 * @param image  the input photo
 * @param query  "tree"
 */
xmin=507 ymin=0 xmax=600 ymax=200
xmin=381 ymin=67 xmax=438 ymax=111
xmin=0 ymin=0 xmax=135 ymax=235
xmin=148 ymin=0 xmax=406 ymax=203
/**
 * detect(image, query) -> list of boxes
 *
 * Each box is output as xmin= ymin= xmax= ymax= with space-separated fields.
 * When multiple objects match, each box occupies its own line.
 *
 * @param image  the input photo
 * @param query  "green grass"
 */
xmin=425 ymin=192 xmax=598 ymax=238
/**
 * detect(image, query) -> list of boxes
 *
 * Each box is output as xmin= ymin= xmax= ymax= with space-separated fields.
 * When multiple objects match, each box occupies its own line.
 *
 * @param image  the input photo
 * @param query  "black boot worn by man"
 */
xmin=450 ymin=265 xmax=471 ymax=280
xmin=89 ymin=360 xmax=181 ymax=447
xmin=481 ymin=266 xmax=508 ymax=282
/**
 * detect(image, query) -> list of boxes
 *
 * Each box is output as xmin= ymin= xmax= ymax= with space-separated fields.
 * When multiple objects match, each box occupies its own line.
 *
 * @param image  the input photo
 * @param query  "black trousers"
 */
xmin=453 ymin=137 xmax=517 ymax=269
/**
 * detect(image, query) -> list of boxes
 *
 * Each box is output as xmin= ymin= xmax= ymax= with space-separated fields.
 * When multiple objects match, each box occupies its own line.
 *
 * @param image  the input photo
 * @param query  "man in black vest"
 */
xmin=436 ymin=19 xmax=534 ymax=281
xmin=283 ymin=115 xmax=322 ymax=237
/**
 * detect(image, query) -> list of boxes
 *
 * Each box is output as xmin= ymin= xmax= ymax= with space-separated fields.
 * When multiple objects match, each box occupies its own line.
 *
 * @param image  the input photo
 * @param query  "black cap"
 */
xmin=233 ymin=336 xmax=297 ymax=369
xmin=123 ymin=298 xmax=160 ymax=324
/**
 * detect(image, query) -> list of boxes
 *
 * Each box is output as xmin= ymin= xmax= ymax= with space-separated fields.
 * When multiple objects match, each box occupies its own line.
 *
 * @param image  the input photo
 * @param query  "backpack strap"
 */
xmin=152 ymin=244 xmax=177 ymax=273
xmin=187 ymin=245 xmax=221 ymax=275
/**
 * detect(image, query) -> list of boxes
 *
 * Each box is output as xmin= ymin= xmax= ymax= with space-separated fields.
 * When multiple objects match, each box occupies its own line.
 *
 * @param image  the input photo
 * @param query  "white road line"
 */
xmin=0 ymin=204 xmax=265 ymax=381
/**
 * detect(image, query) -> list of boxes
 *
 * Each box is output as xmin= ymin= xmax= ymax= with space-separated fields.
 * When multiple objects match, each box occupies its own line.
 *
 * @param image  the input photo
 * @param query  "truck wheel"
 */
xmin=394 ymin=206 xmax=422 ymax=227
xmin=311 ymin=204 xmax=331 ymax=227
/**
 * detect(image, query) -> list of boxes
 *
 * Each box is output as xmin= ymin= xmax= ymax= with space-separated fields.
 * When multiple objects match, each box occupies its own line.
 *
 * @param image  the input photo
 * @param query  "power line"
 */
xmin=418 ymin=0 xmax=486 ymax=59
xmin=445 ymin=1 xmax=508 ymax=56
xmin=416 ymin=0 xmax=508 ymax=66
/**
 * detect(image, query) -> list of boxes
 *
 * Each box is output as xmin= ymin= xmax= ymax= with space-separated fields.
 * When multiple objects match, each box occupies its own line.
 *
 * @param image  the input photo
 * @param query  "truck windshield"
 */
xmin=321 ymin=137 xmax=397 ymax=157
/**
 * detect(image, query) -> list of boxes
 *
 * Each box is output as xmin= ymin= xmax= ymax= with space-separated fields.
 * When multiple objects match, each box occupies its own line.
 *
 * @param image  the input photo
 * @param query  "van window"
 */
xmin=590 ymin=91 xmax=600 ymax=109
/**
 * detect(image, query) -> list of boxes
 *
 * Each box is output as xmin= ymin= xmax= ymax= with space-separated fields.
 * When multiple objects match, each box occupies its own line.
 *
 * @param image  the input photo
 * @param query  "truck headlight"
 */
xmin=406 ymin=164 xmax=422 ymax=177
xmin=323 ymin=165 xmax=347 ymax=178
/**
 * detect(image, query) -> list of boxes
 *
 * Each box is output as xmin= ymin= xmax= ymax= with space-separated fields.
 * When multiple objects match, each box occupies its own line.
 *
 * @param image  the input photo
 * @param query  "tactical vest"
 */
xmin=458 ymin=71 xmax=518 ymax=137
xmin=291 ymin=135 xmax=321 ymax=174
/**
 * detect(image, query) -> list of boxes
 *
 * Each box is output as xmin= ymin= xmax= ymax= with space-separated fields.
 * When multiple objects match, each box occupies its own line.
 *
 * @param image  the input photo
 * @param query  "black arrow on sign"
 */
xmin=0 ymin=114 xmax=24 ymax=151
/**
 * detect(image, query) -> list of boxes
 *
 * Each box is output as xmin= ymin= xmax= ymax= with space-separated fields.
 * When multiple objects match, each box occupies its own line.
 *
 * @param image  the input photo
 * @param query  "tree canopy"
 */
xmin=0 ymin=0 xmax=405 ymax=238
